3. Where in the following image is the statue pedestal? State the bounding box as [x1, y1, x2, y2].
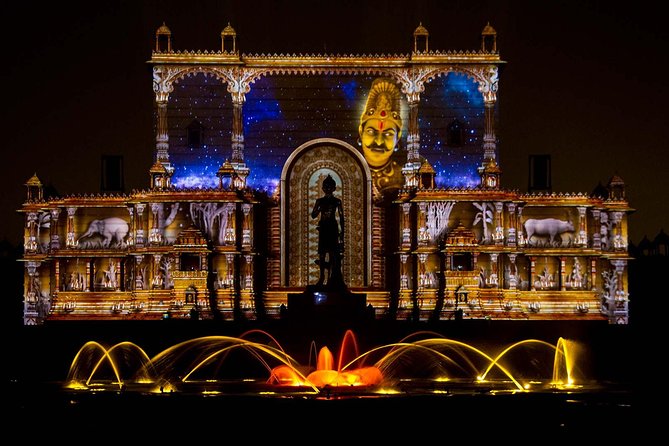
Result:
[287, 285, 368, 322]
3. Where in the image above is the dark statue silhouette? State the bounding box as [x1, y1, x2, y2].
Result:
[286, 173, 368, 320]
[311, 174, 345, 288]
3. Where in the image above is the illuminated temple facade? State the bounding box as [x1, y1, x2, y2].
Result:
[19, 23, 632, 325]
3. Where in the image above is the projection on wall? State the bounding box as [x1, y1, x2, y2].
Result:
[166, 73, 489, 191]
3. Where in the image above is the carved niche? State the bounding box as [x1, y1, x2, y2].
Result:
[285, 141, 368, 288]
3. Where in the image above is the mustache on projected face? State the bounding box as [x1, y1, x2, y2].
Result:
[366, 142, 391, 151]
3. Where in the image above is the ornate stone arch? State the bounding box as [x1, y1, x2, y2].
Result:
[280, 138, 372, 288]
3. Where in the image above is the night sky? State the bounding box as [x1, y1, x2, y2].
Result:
[167, 72, 484, 190]
[2, 0, 666, 245]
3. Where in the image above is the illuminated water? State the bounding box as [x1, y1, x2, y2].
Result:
[65, 330, 588, 395]
[7, 320, 635, 435]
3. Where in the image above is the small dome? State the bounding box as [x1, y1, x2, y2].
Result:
[419, 159, 435, 174]
[221, 22, 236, 36]
[149, 161, 167, 173]
[654, 229, 669, 245]
[217, 159, 235, 175]
[482, 22, 496, 36]
[25, 173, 42, 187]
[482, 158, 501, 173]
[414, 22, 429, 36]
[156, 22, 171, 35]
[608, 173, 625, 186]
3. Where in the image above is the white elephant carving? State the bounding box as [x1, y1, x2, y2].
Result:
[78, 217, 129, 248]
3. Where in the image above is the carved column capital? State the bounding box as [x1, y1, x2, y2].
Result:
[213, 67, 265, 104]
[392, 66, 440, 103]
[152, 66, 178, 103]
[472, 65, 499, 103]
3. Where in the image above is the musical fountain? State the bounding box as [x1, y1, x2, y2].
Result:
[64, 329, 584, 396]
[6, 323, 635, 436]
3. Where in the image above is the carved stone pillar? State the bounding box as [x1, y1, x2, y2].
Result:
[506, 203, 516, 247]
[25, 212, 38, 253]
[591, 209, 601, 249]
[152, 66, 174, 167]
[507, 253, 517, 290]
[85, 259, 91, 292]
[489, 253, 499, 288]
[55, 260, 61, 292]
[398, 72, 425, 189]
[268, 205, 281, 288]
[559, 256, 567, 291]
[231, 100, 244, 164]
[152, 254, 162, 289]
[493, 202, 504, 245]
[241, 203, 252, 249]
[575, 206, 588, 247]
[529, 256, 536, 291]
[244, 254, 254, 291]
[400, 253, 409, 291]
[371, 204, 385, 288]
[49, 208, 61, 251]
[135, 204, 146, 247]
[155, 100, 169, 164]
[126, 207, 135, 247]
[476, 66, 499, 162]
[482, 99, 497, 161]
[401, 203, 412, 248]
[135, 255, 144, 290]
[417, 202, 429, 246]
[222, 68, 263, 189]
[406, 99, 421, 165]
[224, 203, 236, 245]
[114, 259, 121, 291]
[516, 206, 526, 247]
[612, 260, 626, 295]
[590, 257, 598, 291]
[599, 212, 609, 251]
[226, 253, 236, 290]
[612, 211, 626, 250]
[418, 253, 428, 289]
[611, 259, 628, 321]
[149, 203, 163, 245]
[25, 261, 39, 303]
[66, 207, 77, 248]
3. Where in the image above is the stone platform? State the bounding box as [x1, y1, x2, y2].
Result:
[287, 285, 370, 322]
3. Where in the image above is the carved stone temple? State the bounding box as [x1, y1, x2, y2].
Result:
[19, 22, 632, 325]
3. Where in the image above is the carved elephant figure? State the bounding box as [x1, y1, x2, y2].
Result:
[78, 217, 129, 248]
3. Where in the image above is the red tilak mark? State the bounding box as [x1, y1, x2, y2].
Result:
[380, 110, 386, 117]
[379, 121, 383, 130]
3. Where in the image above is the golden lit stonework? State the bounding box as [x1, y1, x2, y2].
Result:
[18, 22, 632, 326]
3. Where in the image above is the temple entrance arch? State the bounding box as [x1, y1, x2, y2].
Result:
[280, 138, 372, 288]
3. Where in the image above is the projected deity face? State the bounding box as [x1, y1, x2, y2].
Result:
[360, 117, 399, 169]
[359, 78, 402, 171]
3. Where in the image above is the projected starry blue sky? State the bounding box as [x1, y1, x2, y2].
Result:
[167, 73, 486, 190]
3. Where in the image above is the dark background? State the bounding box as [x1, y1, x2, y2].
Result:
[1, 3, 650, 426]
[2, 0, 666, 245]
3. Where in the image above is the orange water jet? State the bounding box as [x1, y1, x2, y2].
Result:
[269, 331, 384, 388]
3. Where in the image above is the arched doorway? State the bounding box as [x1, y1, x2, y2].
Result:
[280, 138, 372, 288]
